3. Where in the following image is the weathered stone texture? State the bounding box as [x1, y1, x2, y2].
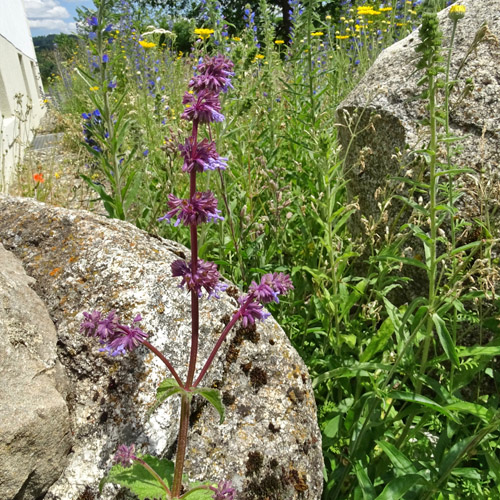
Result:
[0, 244, 71, 499]
[0, 195, 323, 500]
[337, 0, 500, 238]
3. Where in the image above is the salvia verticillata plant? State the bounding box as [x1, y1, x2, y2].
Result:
[81, 53, 293, 500]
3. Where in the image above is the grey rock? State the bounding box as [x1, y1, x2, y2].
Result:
[337, 0, 500, 241]
[0, 195, 323, 500]
[0, 243, 72, 499]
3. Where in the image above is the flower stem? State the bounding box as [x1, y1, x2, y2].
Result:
[141, 339, 184, 388]
[172, 119, 200, 499]
[193, 295, 254, 388]
[186, 120, 200, 389]
[135, 457, 172, 497]
[171, 394, 191, 498]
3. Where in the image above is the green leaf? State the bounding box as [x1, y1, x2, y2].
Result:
[80, 174, 116, 218]
[374, 474, 426, 500]
[157, 378, 185, 399]
[450, 468, 481, 480]
[376, 440, 417, 476]
[183, 484, 216, 499]
[432, 313, 459, 367]
[147, 378, 185, 417]
[354, 462, 376, 500]
[444, 401, 494, 424]
[360, 316, 394, 362]
[313, 363, 391, 388]
[388, 391, 457, 421]
[375, 255, 429, 271]
[99, 454, 174, 499]
[438, 436, 476, 477]
[193, 387, 225, 424]
[484, 451, 500, 485]
[323, 415, 341, 438]
[431, 344, 500, 364]
[436, 241, 481, 264]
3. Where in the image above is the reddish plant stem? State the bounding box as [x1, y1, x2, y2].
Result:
[171, 394, 191, 498]
[186, 119, 199, 389]
[193, 294, 254, 388]
[172, 119, 200, 498]
[135, 457, 171, 496]
[141, 339, 184, 388]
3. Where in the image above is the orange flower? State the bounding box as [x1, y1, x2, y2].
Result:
[33, 173, 44, 183]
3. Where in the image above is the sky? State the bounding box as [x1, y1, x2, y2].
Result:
[24, 0, 96, 37]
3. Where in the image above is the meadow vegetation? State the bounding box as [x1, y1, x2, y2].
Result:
[15, 0, 500, 497]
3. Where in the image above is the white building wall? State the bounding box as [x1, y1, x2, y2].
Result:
[0, 0, 46, 191]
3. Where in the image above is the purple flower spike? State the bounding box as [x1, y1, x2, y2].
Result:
[158, 191, 223, 226]
[113, 444, 137, 468]
[80, 310, 102, 336]
[96, 309, 119, 340]
[81, 310, 147, 356]
[249, 278, 279, 304]
[238, 296, 271, 327]
[181, 90, 224, 124]
[100, 315, 148, 357]
[190, 55, 235, 93]
[209, 480, 236, 500]
[248, 272, 293, 304]
[270, 272, 294, 295]
[179, 137, 228, 173]
[171, 258, 224, 298]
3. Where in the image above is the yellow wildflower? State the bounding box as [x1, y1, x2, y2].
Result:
[232, 36, 241, 41]
[311, 31, 324, 36]
[194, 28, 215, 39]
[139, 40, 156, 48]
[379, 7, 392, 11]
[448, 4, 466, 21]
[255, 54, 265, 59]
[326, 15, 331, 20]
[89, 86, 99, 91]
[275, 40, 285, 44]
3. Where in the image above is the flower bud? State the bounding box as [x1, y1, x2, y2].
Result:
[448, 4, 466, 22]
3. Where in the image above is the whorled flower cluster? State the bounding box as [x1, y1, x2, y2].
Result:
[189, 55, 235, 94]
[238, 273, 294, 327]
[113, 444, 138, 468]
[179, 137, 227, 173]
[158, 191, 223, 226]
[209, 480, 236, 500]
[171, 258, 228, 299]
[80, 310, 148, 356]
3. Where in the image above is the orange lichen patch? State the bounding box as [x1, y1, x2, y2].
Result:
[49, 267, 62, 276]
[68, 256, 77, 263]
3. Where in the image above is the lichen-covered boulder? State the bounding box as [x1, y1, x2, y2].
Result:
[0, 195, 323, 500]
[0, 243, 72, 499]
[337, 0, 500, 239]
